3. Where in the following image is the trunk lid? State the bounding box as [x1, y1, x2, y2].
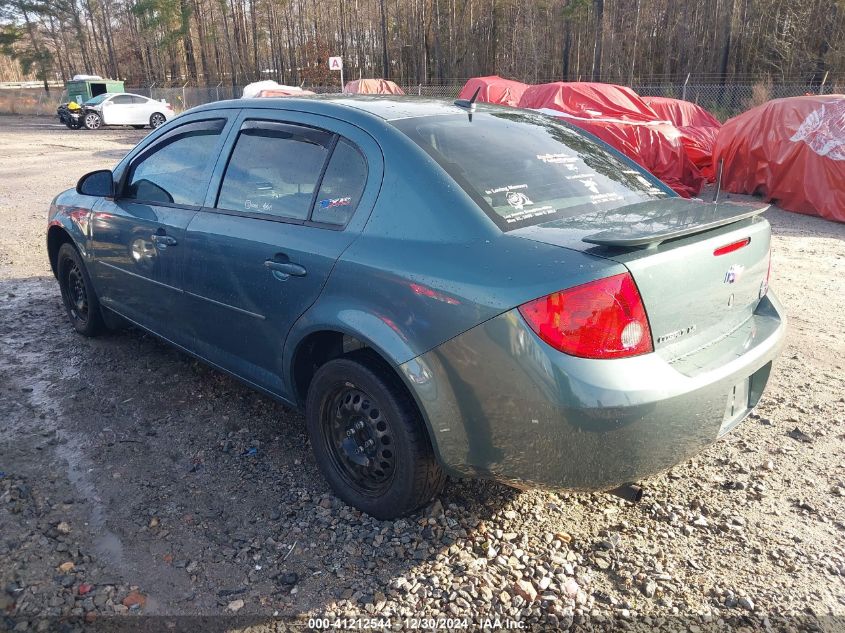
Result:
[510, 198, 772, 360]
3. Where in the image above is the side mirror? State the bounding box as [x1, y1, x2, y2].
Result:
[77, 169, 114, 198]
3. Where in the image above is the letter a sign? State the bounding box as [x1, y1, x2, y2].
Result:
[328, 56, 344, 90]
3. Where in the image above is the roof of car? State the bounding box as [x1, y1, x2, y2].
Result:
[191, 95, 510, 122]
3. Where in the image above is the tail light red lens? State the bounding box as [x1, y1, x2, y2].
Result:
[713, 237, 750, 256]
[518, 272, 653, 359]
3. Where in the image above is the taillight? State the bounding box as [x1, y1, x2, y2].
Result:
[518, 272, 653, 359]
[714, 237, 750, 256]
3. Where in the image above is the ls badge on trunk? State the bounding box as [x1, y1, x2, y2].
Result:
[724, 264, 744, 284]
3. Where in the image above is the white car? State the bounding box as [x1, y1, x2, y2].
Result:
[82, 93, 175, 130]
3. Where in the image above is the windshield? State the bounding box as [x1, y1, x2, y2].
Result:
[392, 111, 670, 231]
[84, 94, 112, 105]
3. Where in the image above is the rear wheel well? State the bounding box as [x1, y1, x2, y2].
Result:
[292, 331, 402, 407]
[47, 226, 74, 277]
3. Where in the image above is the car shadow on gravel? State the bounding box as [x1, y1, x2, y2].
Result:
[1, 275, 524, 622]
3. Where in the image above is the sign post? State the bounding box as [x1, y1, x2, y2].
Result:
[328, 56, 343, 92]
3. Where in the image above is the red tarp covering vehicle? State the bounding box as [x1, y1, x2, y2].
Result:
[643, 97, 722, 181]
[519, 82, 704, 197]
[713, 95, 845, 223]
[520, 81, 660, 122]
[344, 79, 406, 95]
[642, 96, 722, 128]
[457, 76, 529, 107]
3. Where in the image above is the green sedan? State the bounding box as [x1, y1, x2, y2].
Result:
[46, 96, 786, 519]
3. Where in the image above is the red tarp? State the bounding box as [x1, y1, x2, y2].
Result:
[344, 79, 406, 95]
[519, 81, 660, 122]
[713, 95, 845, 223]
[643, 97, 721, 181]
[457, 76, 529, 107]
[642, 96, 722, 128]
[519, 82, 704, 197]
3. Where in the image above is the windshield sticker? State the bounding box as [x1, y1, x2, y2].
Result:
[590, 192, 625, 204]
[319, 196, 352, 209]
[579, 179, 600, 194]
[245, 199, 273, 212]
[536, 152, 576, 165]
[506, 191, 533, 210]
[484, 183, 528, 196]
[504, 205, 556, 223]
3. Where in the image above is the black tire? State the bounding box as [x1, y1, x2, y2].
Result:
[149, 113, 166, 128]
[56, 243, 105, 337]
[306, 355, 445, 520]
[84, 111, 102, 130]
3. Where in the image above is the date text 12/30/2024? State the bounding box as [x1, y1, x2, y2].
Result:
[307, 617, 526, 629]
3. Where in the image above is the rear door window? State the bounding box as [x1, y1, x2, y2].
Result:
[122, 118, 226, 206]
[111, 95, 133, 105]
[311, 138, 368, 226]
[216, 121, 333, 221]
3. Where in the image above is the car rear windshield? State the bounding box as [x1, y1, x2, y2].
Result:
[392, 111, 670, 231]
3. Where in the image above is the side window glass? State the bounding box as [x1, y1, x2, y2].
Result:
[312, 138, 368, 226]
[112, 95, 132, 105]
[217, 121, 332, 220]
[123, 119, 225, 206]
[130, 96, 148, 105]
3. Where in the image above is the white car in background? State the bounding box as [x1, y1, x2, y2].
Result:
[82, 93, 175, 130]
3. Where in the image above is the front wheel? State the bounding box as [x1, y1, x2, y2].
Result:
[56, 243, 105, 337]
[84, 112, 102, 130]
[305, 355, 445, 520]
[149, 113, 166, 128]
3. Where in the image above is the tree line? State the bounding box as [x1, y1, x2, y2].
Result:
[1, 0, 844, 91]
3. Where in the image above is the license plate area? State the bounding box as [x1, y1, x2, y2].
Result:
[719, 378, 751, 437]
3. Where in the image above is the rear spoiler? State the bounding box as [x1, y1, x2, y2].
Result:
[582, 202, 769, 248]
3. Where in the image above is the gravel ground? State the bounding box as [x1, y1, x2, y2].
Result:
[0, 114, 844, 632]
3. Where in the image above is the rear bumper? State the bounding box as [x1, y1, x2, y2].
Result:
[401, 292, 786, 490]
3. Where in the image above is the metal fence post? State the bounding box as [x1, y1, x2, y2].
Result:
[681, 73, 690, 102]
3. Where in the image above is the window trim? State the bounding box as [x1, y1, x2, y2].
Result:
[117, 117, 227, 209]
[209, 118, 368, 230]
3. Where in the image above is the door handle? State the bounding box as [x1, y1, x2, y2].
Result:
[151, 234, 177, 247]
[264, 259, 307, 279]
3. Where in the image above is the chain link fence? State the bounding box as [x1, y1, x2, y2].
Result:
[2, 80, 840, 120]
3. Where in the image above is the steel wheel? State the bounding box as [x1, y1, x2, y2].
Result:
[56, 243, 105, 337]
[84, 112, 101, 129]
[64, 261, 89, 325]
[150, 113, 166, 128]
[321, 385, 396, 497]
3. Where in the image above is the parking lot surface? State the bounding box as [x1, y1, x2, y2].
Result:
[1, 115, 844, 631]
